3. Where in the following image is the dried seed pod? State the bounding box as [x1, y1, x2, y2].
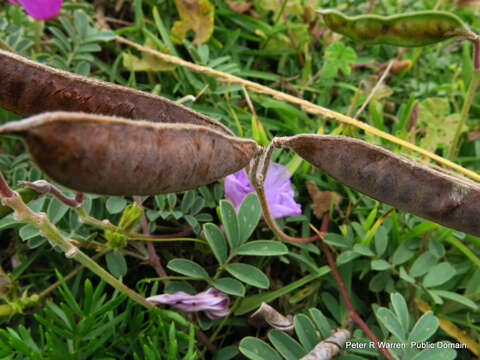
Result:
[318, 9, 476, 47]
[276, 135, 480, 237]
[0, 112, 260, 196]
[0, 49, 233, 135]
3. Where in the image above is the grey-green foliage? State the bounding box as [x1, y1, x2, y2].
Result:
[239, 294, 456, 360]
[238, 307, 333, 360]
[166, 194, 288, 296]
[45, 9, 114, 74]
[373, 293, 456, 360]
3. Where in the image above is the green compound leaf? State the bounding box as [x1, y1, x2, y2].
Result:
[308, 308, 332, 339]
[268, 330, 306, 360]
[237, 241, 288, 256]
[225, 263, 269, 289]
[293, 314, 319, 351]
[408, 311, 439, 343]
[429, 290, 478, 311]
[391, 293, 410, 334]
[423, 262, 456, 288]
[239, 337, 282, 360]
[106, 251, 127, 278]
[410, 347, 457, 360]
[167, 259, 209, 279]
[322, 42, 356, 78]
[213, 278, 245, 297]
[47, 198, 69, 224]
[105, 196, 127, 214]
[237, 193, 262, 245]
[220, 200, 240, 250]
[375, 307, 406, 342]
[203, 223, 227, 264]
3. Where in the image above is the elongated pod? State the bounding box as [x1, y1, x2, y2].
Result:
[318, 9, 476, 47]
[0, 49, 233, 135]
[276, 135, 480, 237]
[0, 112, 260, 195]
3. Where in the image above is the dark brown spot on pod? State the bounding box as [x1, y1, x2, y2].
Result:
[0, 49, 233, 136]
[0, 112, 260, 196]
[277, 134, 480, 237]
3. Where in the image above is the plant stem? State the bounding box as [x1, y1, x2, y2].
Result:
[134, 196, 168, 280]
[311, 216, 395, 360]
[1, 188, 153, 310]
[448, 37, 480, 160]
[250, 142, 320, 243]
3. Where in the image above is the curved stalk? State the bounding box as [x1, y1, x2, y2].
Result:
[250, 142, 321, 243]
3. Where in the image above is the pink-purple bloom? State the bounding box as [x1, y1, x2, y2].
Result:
[225, 163, 301, 218]
[7, 0, 62, 20]
[147, 288, 230, 319]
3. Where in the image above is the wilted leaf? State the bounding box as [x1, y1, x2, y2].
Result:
[227, 0, 253, 13]
[306, 181, 341, 218]
[123, 38, 175, 72]
[417, 98, 462, 152]
[377, 59, 412, 74]
[171, 0, 214, 45]
[360, 74, 394, 100]
[254, 0, 303, 17]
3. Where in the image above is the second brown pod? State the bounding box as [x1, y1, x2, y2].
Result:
[0, 112, 260, 196]
[276, 134, 480, 237]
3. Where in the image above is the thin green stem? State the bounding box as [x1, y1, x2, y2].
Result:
[140, 276, 207, 284]
[34, 20, 42, 52]
[0, 38, 15, 52]
[2, 191, 153, 309]
[127, 236, 207, 244]
[445, 236, 480, 268]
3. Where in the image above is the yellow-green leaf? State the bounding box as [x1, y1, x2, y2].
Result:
[171, 0, 214, 45]
[122, 38, 175, 72]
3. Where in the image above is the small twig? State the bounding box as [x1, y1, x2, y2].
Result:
[354, 60, 393, 120]
[242, 86, 260, 125]
[310, 217, 395, 360]
[19, 180, 82, 207]
[195, 84, 209, 101]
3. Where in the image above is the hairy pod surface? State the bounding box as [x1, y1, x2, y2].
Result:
[318, 9, 475, 47]
[0, 49, 233, 135]
[0, 112, 260, 196]
[277, 135, 480, 237]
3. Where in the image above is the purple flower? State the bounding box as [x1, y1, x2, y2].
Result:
[8, 0, 62, 20]
[225, 163, 301, 218]
[147, 288, 230, 319]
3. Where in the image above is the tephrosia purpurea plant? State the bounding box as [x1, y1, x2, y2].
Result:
[0, 1, 479, 359]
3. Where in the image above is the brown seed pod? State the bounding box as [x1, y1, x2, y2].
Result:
[0, 49, 233, 135]
[0, 112, 260, 196]
[276, 135, 480, 237]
